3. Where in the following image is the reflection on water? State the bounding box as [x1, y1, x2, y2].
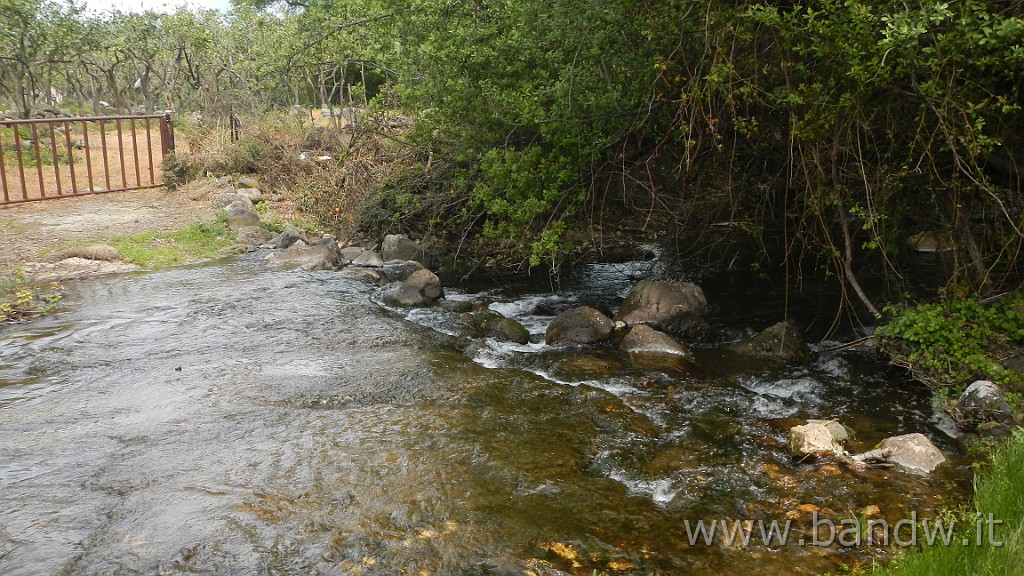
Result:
[0, 253, 969, 575]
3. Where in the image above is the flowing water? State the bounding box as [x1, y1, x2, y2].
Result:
[0, 253, 970, 575]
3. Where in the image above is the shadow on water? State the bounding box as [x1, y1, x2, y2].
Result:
[0, 251, 970, 575]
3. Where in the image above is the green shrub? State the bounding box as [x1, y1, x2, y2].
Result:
[877, 292, 1024, 392]
[161, 153, 202, 189]
[0, 269, 61, 322]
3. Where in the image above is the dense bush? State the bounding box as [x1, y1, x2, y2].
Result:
[877, 291, 1024, 392]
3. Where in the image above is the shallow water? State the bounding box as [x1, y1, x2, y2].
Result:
[0, 254, 969, 575]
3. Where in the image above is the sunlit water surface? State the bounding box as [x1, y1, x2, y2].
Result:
[0, 253, 969, 575]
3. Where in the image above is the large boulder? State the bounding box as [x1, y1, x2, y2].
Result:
[878, 433, 945, 475]
[339, 246, 365, 264]
[788, 422, 842, 457]
[955, 380, 1013, 428]
[462, 311, 530, 344]
[211, 191, 253, 210]
[236, 175, 260, 189]
[234, 187, 262, 203]
[614, 280, 710, 338]
[352, 249, 384, 268]
[619, 324, 696, 370]
[236, 225, 273, 246]
[225, 200, 261, 231]
[381, 234, 432, 265]
[380, 260, 425, 282]
[265, 240, 340, 271]
[276, 225, 310, 249]
[545, 306, 615, 346]
[806, 419, 849, 444]
[378, 268, 443, 307]
[725, 320, 809, 363]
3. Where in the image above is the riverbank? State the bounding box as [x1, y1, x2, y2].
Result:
[877, 429, 1023, 575]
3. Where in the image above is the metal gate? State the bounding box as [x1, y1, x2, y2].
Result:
[0, 113, 174, 205]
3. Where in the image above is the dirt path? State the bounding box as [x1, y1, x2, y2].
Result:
[0, 184, 231, 279]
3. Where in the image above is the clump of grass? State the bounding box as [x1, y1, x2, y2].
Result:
[109, 220, 235, 269]
[0, 268, 61, 321]
[875, 429, 1024, 576]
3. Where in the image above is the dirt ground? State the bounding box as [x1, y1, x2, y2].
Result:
[0, 184, 229, 279]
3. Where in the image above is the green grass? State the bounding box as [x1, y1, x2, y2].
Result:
[874, 428, 1024, 576]
[108, 220, 235, 268]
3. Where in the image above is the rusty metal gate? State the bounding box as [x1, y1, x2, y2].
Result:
[0, 113, 174, 205]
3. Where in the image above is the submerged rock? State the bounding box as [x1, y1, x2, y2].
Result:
[908, 231, 952, 252]
[550, 354, 626, 379]
[464, 311, 530, 344]
[614, 280, 710, 338]
[545, 306, 615, 346]
[725, 320, 809, 363]
[619, 324, 696, 370]
[878, 433, 945, 475]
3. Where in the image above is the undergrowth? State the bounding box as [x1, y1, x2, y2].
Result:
[0, 268, 61, 322]
[877, 291, 1024, 393]
[164, 111, 402, 238]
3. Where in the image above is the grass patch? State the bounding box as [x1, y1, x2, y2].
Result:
[109, 220, 235, 269]
[0, 268, 61, 321]
[874, 429, 1024, 576]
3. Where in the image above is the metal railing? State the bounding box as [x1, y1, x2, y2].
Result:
[0, 113, 174, 205]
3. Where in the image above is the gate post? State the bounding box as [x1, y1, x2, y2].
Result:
[160, 113, 175, 155]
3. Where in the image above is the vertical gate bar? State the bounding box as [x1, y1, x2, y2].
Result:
[82, 120, 95, 192]
[48, 123, 63, 197]
[100, 119, 111, 191]
[13, 123, 28, 200]
[31, 124, 45, 198]
[145, 117, 155, 183]
[0, 126, 9, 203]
[115, 118, 127, 190]
[130, 118, 141, 187]
[64, 120, 79, 194]
[160, 113, 174, 155]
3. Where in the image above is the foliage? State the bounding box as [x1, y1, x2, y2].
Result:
[161, 153, 202, 189]
[875, 428, 1024, 576]
[877, 291, 1024, 391]
[4, 0, 1022, 305]
[0, 268, 61, 321]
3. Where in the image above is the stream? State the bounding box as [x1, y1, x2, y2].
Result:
[0, 252, 970, 575]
